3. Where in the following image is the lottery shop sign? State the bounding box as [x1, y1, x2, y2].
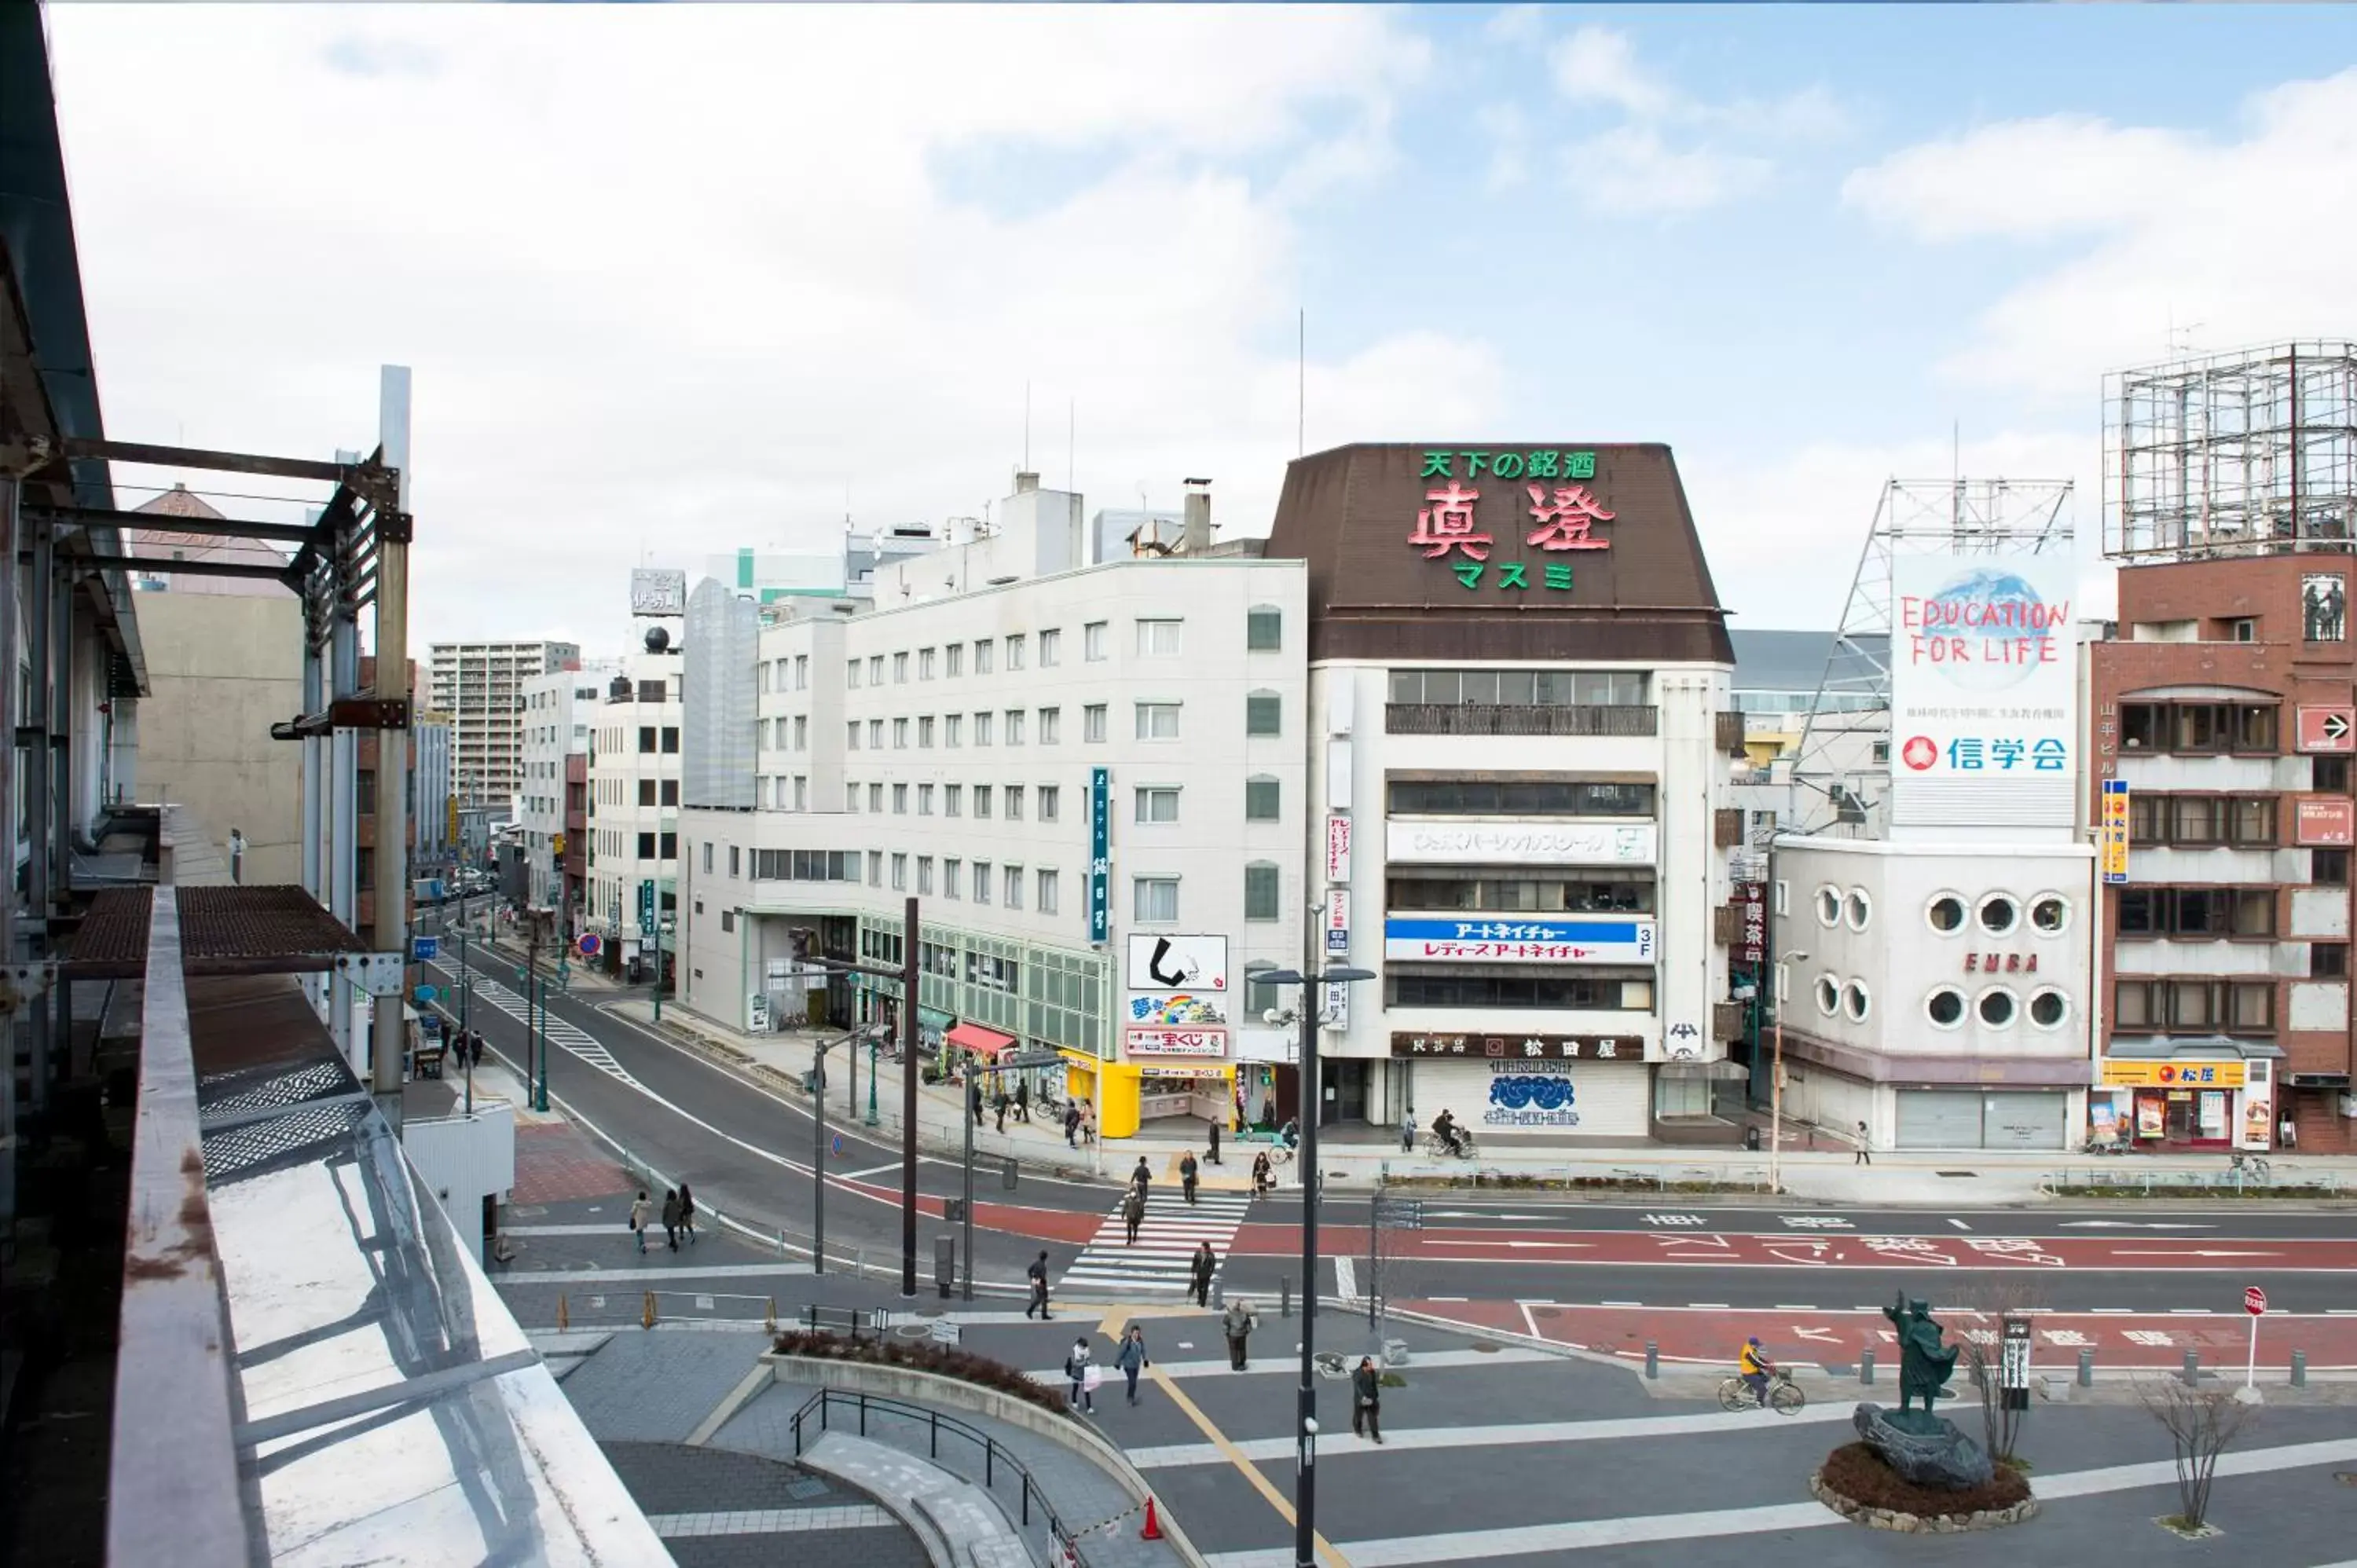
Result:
[1409, 448, 1611, 595]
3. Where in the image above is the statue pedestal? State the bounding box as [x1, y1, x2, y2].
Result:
[1853, 1402, 1994, 1490]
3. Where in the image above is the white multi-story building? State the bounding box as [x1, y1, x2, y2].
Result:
[520, 660, 611, 915]
[1269, 443, 1748, 1145]
[676, 474, 1309, 1137]
[428, 639, 581, 810]
[585, 652, 684, 974]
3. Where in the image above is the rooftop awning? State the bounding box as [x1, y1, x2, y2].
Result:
[946, 1022, 1016, 1057]
[2107, 1036, 2287, 1061]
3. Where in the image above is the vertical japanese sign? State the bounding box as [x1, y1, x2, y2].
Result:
[2100, 779, 2130, 885]
[1736, 881, 1766, 964]
[2000, 1317, 2031, 1412]
[1088, 766, 1110, 946]
[1325, 888, 1350, 957]
[1325, 815, 1352, 883]
[638, 878, 655, 936]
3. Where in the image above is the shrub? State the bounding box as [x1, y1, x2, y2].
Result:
[771, 1329, 1073, 1420]
[1820, 1442, 2031, 1519]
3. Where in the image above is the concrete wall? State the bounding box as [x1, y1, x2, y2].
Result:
[134, 591, 302, 882]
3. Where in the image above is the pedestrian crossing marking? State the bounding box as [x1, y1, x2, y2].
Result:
[435, 960, 640, 1088]
[1060, 1189, 1252, 1297]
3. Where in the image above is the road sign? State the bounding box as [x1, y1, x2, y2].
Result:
[2245, 1284, 2267, 1315]
[412, 936, 440, 962]
[579, 932, 602, 958]
[2000, 1317, 2032, 1412]
[2298, 706, 2355, 753]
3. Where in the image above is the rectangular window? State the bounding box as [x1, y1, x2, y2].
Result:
[919, 647, 937, 680]
[2231, 980, 2275, 1031]
[869, 655, 884, 684]
[2229, 796, 2277, 846]
[720, 909, 735, 933]
[867, 850, 882, 887]
[1037, 869, 1059, 915]
[1244, 863, 1280, 921]
[1039, 707, 1061, 745]
[848, 721, 861, 751]
[918, 783, 935, 815]
[2119, 889, 2160, 936]
[848, 660, 862, 689]
[795, 654, 808, 690]
[1136, 618, 1182, 657]
[945, 784, 962, 817]
[2317, 848, 2350, 885]
[661, 779, 680, 806]
[918, 856, 934, 896]
[637, 832, 656, 859]
[702, 841, 714, 874]
[1084, 704, 1108, 742]
[640, 779, 657, 807]
[1005, 709, 1025, 746]
[893, 783, 908, 815]
[1006, 634, 1026, 670]
[1135, 786, 1180, 824]
[847, 782, 860, 812]
[869, 719, 884, 749]
[1004, 864, 1024, 910]
[944, 858, 962, 899]
[1039, 628, 1061, 666]
[974, 639, 995, 675]
[1039, 786, 1060, 822]
[974, 785, 992, 819]
[2318, 757, 2352, 792]
[1245, 777, 1280, 821]
[661, 727, 680, 753]
[2312, 942, 2349, 978]
[974, 863, 992, 905]
[945, 713, 962, 748]
[975, 711, 993, 746]
[1134, 877, 1179, 922]
[893, 718, 909, 749]
[639, 727, 658, 753]
[1247, 606, 1282, 651]
[891, 852, 907, 891]
[1005, 785, 1025, 821]
[945, 643, 963, 677]
[728, 844, 742, 877]
[1246, 694, 1281, 736]
[639, 680, 667, 705]
[893, 652, 909, 683]
[1136, 702, 1179, 740]
[1084, 621, 1108, 661]
[659, 830, 676, 858]
[792, 778, 806, 811]
[794, 716, 807, 750]
[918, 716, 935, 749]
[869, 782, 883, 812]
[2171, 796, 2221, 844]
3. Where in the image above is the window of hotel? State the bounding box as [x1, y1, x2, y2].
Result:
[1246, 693, 1282, 737]
[918, 716, 936, 749]
[794, 716, 807, 750]
[1083, 622, 1108, 661]
[944, 859, 962, 899]
[944, 784, 962, 817]
[637, 833, 656, 859]
[728, 844, 741, 877]
[893, 783, 908, 814]
[791, 779, 805, 811]
[640, 779, 657, 807]
[973, 863, 992, 905]
[1006, 709, 1025, 746]
[1925, 987, 1965, 1028]
[795, 654, 808, 690]
[974, 639, 995, 675]
[2119, 887, 2275, 938]
[918, 784, 935, 815]
[702, 841, 714, 874]
[1244, 962, 1281, 1015]
[945, 714, 962, 748]
[893, 652, 909, 683]
[1136, 703, 1180, 740]
[847, 782, 859, 811]
[975, 785, 992, 819]
[919, 647, 936, 679]
[1084, 705, 1108, 742]
[1039, 786, 1060, 821]
[1137, 619, 1183, 658]
[1247, 606, 1282, 651]
[1135, 787, 1179, 824]
[1244, 863, 1281, 921]
[869, 783, 883, 812]
[1037, 869, 1059, 915]
[1004, 865, 1024, 910]
[975, 711, 992, 746]
[1005, 785, 1025, 821]
[660, 831, 676, 858]
[638, 727, 657, 753]
[1977, 988, 2015, 1028]
[1039, 628, 1061, 666]
[847, 721, 861, 751]
[2317, 757, 2352, 792]
[2311, 943, 2349, 978]
[891, 853, 907, 890]
[893, 718, 909, 749]
[918, 856, 934, 895]
[2028, 989, 2069, 1028]
[869, 719, 884, 749]
[1926, 894, 1966, 932]
[1134, 877, 1179, 923]
[1979, 895, 2017, 934]
[1006, 634, 1026, 670]
[1245, 777, 1280, 821]
[2112, 977, 2275, 1033]
[944, 643, 963, 677]
[868, 655, 884, 683]
[1039, 707, 1060, 745]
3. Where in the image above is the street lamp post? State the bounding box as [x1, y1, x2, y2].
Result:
[1769, 949, 1806, 1196]
[801, 896, 926, 1295]
[810, 1029, 861, 1273]
[1261, 960, 1375, 1568]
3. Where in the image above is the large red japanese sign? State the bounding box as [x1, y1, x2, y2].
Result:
[1408, 449, 1612, 594]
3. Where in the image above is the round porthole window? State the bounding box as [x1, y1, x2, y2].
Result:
[2029, 989, 2069, 1029]
[1815, 886, 1842, 928]
[1815, 975, 1841, 1016]
[2030, 894, 2069, 935]
[1978, 987, 2018, 1028]
[1980, 896, 2018, 936]
[1926, 987, 1966, 1028]
[1843, 981, 1871, 1023]
[1927, 894, 1967, 933]
[1845, 890, 1873, 932]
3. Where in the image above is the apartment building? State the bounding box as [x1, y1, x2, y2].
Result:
[427, 639, 581, 810]
[585, 651, 684, 976]
[520, 660, 611, 921]
[677, 474, 1309, 1137]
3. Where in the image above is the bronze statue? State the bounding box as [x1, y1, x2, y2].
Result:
[1883, 1292, 1959, 1416]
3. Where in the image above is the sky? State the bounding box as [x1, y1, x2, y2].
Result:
[43, 4, 2357, 653]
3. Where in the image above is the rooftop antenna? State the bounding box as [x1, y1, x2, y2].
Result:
[1297, 307, 1306, 457]
[1068, 397, 1076, 493]
[1024, 379, 1032, 471]
[2165, 306, 2203, 357]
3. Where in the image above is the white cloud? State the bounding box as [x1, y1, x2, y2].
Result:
[1842, 70, 2357, 400]
[45, 4, 1470, 647]
[1561, 127, 1767, 215]
[1550, 27, 1678, 121]
[1681, 428, 2108, 630]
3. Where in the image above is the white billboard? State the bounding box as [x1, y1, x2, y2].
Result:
[630, 567, 689, 616]
[1385, 822, 1657, 866]
[1891, 558, 2079, 826]
[1126, 932, 1228, 992]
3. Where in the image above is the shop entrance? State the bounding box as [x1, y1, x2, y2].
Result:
[1327, 1059, 1369, 1125]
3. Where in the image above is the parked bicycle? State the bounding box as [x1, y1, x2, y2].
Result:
[2229, 1150, 2272, 1182]
[1717, 1365, 1806, 1416]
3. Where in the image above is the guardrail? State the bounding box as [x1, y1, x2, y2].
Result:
[2037, 1164, 2348, 1197]
[789, 1387, 1082, 1565]
[1377, 1159, 1774, 1192]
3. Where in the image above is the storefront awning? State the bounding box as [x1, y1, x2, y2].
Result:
[946, 1022, 1015, 1057]
[2106, 1037, 2286, 1061]
[1657, 1060, 1750, 1080]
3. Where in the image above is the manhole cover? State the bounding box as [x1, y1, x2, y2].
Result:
[786, 1478, 832, 1501]
[1532, 1308, 1563, 1321]
[1936, 1171, 1978, 1178]
[1472, 1340, 1501, 1353]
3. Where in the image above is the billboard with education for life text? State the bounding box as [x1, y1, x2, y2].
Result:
[1890, 558, 2079, 789]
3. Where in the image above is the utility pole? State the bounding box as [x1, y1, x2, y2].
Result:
[901, 896, 919, 1297]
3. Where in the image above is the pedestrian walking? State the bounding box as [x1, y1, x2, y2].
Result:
[1081, 1105, 1097, 1145]
[1116, 1325, 1150, 1406]
[1065, 1336, 1097, 1414]
[1179, 1151, 1200, 1205]
[1189, 1240, 1215, 1308]
[2281, 1113, 2298, 1150]
[995, 1090, 1010, 1134]
[1351, 1355, 1384, 1442]
[1250, 1150, 1274, 1200]
[1854, 1120, 1872, 1167]
[1131, 1156, 1153, 1197]
[1064, 1104, 1082, 1148]
[1015, 1079, 1031, 1123]
[228, 826, 246, 885]
[1026, 1250, 1053, 1320]
[1401, 1105, 1417, 1152]
[1123, 1186, 1146, 1245]
[677, 1181, 698, 1244]
[1222, 1299, 1257, 1370]
[1206, 1115, 1222, 1166]
[970, 1079, 984, 1127]
[660, 1189, 681, 1251]
[628, 1189, 653, 1255]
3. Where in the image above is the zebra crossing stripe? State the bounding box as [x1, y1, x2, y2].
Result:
[437, 962, 640, 1087]
[1060, 1192, 1253, 1296]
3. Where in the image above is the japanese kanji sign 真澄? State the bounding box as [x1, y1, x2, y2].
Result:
[1408, 449, 1611, 595]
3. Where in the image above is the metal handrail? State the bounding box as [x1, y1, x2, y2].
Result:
[788, 1387, 1083, 1563]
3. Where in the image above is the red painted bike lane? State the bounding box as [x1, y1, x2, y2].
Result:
[1402, 1298, 2357, 1371]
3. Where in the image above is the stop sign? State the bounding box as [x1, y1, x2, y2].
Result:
[2245, 1285, 2268, 1315]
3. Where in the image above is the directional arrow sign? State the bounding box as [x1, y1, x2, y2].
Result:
[1446, 1240, 1593, 1250]
[2113, 1249, 2282, 1258]
[1424, 1211, 1556, 1222]
[2058, 1222, 2213, 1231]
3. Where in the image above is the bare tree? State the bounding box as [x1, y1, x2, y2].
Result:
[2137, 1376, 2256, 1532]
[1952, 1280, 2040, 1465]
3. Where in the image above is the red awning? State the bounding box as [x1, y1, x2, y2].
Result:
[946, 1022, 1017, 1057]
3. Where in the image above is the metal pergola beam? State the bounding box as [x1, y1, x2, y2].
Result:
[29, 505, 319, 544]
[60, 436, 352, 486]
[78, 555, 293, 584]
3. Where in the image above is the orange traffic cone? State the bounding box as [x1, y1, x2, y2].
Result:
[1141, 1497, 1164, 1541]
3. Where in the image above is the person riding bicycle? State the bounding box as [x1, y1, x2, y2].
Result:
[1277, 1118, 1300, 1152]
[1739, 1336, 1775, 1405]
[1432, 1108, 1465, 1158]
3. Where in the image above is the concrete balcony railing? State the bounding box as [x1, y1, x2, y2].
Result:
[1384, 703, 1659, 738]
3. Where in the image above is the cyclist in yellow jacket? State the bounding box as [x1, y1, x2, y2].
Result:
[1739, 1336, 1775, 1406]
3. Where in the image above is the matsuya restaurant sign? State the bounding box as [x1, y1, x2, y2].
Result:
[1409, 449, 1611, 595]
[1384, 916, 1655, 965]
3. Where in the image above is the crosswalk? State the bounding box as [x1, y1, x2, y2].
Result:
[1058, 1189, 1252, 1299]
[430, 958, 640, 1087]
